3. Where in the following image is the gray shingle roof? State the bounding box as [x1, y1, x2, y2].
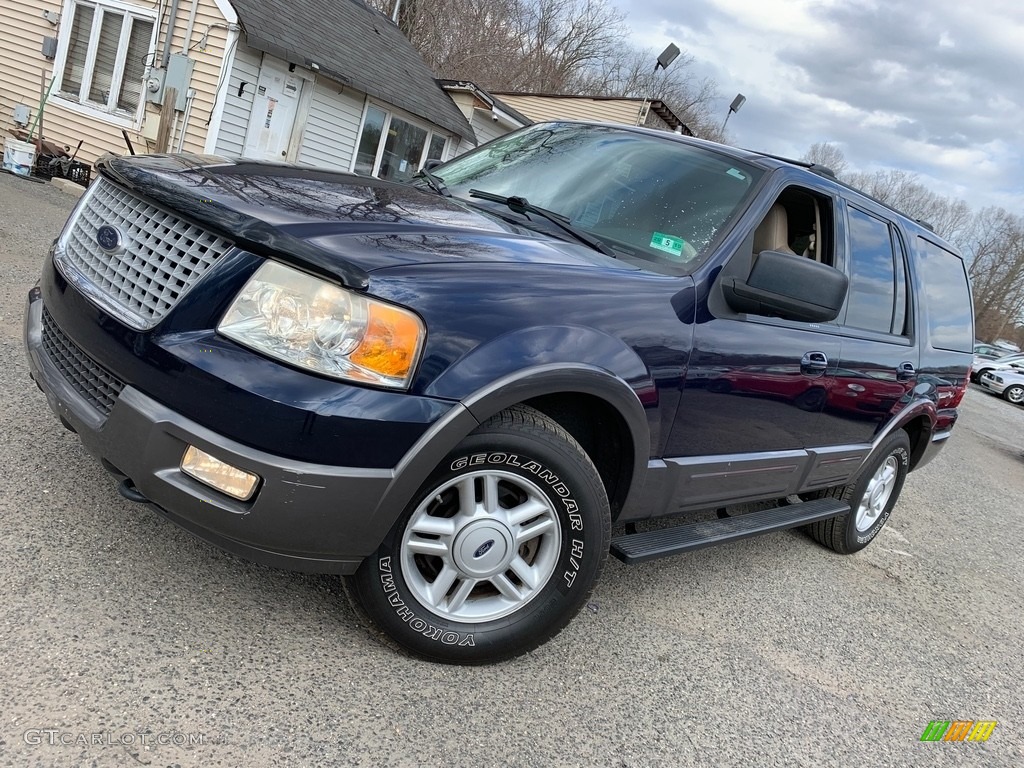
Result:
[228, 0, 475, 142]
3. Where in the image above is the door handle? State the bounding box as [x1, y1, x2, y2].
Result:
[897, 361, 916, 381]
[801, 351, 828, 374]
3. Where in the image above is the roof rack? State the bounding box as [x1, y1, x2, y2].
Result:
[746, 149, 941, 235]
[741, 149, 838, 179]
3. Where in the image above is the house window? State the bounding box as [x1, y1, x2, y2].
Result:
[353, 104, 449, 181]
[56, 0, 156, 117]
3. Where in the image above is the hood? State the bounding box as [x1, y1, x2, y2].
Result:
[98, 154, 631, 288]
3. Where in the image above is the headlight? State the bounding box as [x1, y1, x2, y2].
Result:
[218, 261, 424, 389]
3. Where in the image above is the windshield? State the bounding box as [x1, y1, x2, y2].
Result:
[435, 123, 763, 273]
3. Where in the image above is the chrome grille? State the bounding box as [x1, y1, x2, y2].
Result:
[56, 177, 233, 329]
[40, 308, 125, 416]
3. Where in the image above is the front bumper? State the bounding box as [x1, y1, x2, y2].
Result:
[25, 289, 457, 574]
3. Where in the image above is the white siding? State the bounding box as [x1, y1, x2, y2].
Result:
[296, 80, 365, 171]
[213, 43, 261, 157]
[470, 109, 508, 146]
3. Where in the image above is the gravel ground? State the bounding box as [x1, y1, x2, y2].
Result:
[0, 171, 1021, 767]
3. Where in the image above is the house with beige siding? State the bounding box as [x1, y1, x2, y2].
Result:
[492, 92, 692, 136]
[439, 80, 532, 156]
[434, 85, 693, 158]
[0, 0, 475, 180]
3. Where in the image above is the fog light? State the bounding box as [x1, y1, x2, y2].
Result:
[180, 445, 259, 501]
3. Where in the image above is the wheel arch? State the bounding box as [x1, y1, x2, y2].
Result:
[365, 364, 651, 556]
[879, 399, 937, 471]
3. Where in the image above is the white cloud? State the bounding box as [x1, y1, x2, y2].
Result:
[610, 0, 1024, 214]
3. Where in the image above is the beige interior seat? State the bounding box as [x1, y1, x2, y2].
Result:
[753, 203, 797, 256]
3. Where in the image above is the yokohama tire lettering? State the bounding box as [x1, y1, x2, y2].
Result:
[379, 557, 475, 647]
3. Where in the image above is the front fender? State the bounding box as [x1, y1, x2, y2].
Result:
[423, 324, 652, 402]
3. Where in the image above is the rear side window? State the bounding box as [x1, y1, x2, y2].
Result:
[846, 207, 908, 335]
[917, 238, 973, 352]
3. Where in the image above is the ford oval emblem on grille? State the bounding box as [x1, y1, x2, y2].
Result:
[96, 224, 124, 253]
[473, 540, 495, 559]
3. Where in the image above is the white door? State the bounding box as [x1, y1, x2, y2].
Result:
[243, 58, 303, 161]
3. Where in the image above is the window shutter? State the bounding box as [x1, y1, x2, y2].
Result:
[118, 19, 154, 112]
[61, 3, 95, 96]
[88, 11, 124, 105]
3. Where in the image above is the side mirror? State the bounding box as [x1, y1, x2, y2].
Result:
[722, 250, 848, 322]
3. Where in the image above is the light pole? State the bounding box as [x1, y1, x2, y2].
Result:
[637, 43, 680, 127]
[655, 43, 680, 73]
[720, 93, 746, 133]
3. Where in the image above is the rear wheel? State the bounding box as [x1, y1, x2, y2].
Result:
[806, 430, 910, 554]
[346, 405, 611, 664]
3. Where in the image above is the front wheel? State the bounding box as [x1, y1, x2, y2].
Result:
[346, 405, 611, 664]
[806, 430, 910, 554]
[1003, 385, 1024, 404]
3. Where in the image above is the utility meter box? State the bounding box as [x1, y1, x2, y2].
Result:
[12, 104, 31, 126]
[145, 53, 194, 111]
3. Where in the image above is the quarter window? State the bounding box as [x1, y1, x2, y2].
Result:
[846, 207, 908, 335]
[917, 238, 973, 352]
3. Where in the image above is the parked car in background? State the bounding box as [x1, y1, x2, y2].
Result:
[971, 352, 1024, 382]
[979, 369, 1024, 404]
[974, 342, 1013, 360]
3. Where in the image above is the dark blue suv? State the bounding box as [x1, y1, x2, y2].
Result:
[24, 122, 973, 663]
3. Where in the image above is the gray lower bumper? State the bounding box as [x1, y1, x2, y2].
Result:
[25, 295, 400, 574]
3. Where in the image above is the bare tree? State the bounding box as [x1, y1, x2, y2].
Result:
[801, 142, 848, 176]
[843, 168, 972, 243]
[368, 0, 721, 137]
[962, 207, 1024, 341]
[577, 45, 722, 139]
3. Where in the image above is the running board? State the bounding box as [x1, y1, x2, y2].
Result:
[610, 498, 850, 564]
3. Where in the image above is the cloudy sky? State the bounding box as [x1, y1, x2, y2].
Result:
[612, 0, 1024, 214]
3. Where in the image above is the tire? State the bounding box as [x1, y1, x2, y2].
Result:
[806, 430, 910, 554]
[1003, 385, 1024, 404]
[345, 405, 611, 664]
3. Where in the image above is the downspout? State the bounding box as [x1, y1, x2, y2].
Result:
[161, 0, 182, 68]
[176, 88, 197, 152]
[182, 0, 200, 52]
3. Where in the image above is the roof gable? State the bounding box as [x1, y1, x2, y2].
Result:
[228, 0, 475, 142]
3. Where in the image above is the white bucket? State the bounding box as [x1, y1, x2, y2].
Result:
[2, 138, 36, 177]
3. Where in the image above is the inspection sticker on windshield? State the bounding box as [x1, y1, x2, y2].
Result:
[650, 232, 686, 257]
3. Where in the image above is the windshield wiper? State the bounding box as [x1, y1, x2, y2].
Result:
[467, 189, 614, 256]
[413, 167, 450, 197]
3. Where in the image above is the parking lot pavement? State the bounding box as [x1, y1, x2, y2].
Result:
[1, 171, 1022, 767]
